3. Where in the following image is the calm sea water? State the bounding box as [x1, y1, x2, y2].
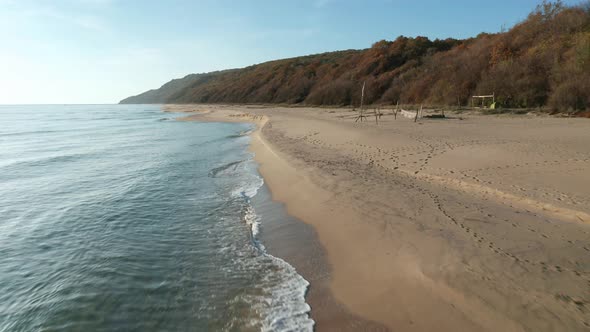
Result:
[0, 105, 313, 331]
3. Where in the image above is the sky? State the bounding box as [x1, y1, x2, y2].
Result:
[0, 0, 582, 104]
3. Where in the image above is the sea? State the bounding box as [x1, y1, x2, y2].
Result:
[0, 105, 314, 332]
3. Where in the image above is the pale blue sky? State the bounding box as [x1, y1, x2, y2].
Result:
[0, 0, 580, 104]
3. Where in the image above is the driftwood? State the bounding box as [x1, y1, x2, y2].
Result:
[354, 82, 368, 123]
[414, 105, 422, 122]
[352, 83, 383, 125]
[355, 111, 369, 122]
[374, 108, 383, 125]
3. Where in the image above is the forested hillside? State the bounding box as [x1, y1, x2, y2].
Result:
[121, 1, 590, 111]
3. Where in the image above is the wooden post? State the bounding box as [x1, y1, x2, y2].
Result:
[414, 105, 422, 123]
[355, 82, 367, 123]
[374, 108, 378, 125]
[360, 81, 365, 111]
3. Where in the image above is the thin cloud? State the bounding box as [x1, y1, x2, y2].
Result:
[71, 15, 109, 32]
[0, 1, 111, 33]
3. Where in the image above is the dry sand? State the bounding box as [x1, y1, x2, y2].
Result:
[168, 104, 590, 331]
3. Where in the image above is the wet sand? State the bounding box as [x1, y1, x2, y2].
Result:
[253, 185, 388, 331]
[171, 104, 590, 331]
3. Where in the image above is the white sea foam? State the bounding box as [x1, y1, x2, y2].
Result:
[237, 158, 314, 331]
[244, 205, 262, 239]
[217, 144, 315, 331]
[236, 175, 265, 199]
[230, 157, 265, 199]
[243, 204, 314, 332]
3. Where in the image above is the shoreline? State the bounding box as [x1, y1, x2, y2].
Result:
[169, 104, 590, 331]
[169, 105, 381, 329]
[248, 115, 390, 331]
[252, 184, 387, 331]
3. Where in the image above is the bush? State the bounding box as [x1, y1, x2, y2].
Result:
[549, 77, 590, 111]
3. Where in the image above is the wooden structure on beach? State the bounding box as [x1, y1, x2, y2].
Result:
[472, 93, 496, 108]
[398, 105, 424, 122]
[355, 82, 369, 123]
[354, 82, 383, 125]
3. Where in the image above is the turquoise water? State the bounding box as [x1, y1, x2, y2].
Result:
[0, 105, 313, 331]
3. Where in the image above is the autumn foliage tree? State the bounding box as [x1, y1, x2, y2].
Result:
[122, 1, 590, 112]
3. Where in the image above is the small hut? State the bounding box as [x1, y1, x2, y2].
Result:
[471, 93, 496, 108]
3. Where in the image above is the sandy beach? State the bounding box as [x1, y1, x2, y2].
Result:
[169, 104, 590, 331]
